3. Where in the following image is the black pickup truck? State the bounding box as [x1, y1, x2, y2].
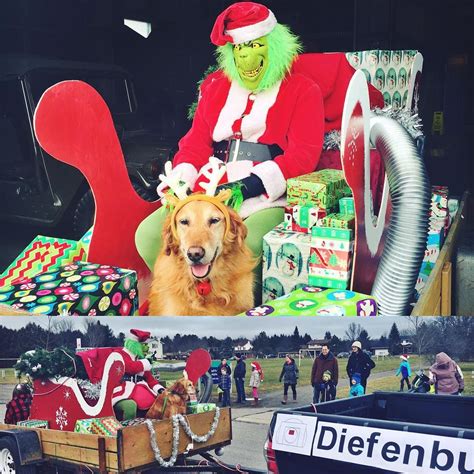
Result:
[265, 392, 474, 474]
[0, 54, 174, 238]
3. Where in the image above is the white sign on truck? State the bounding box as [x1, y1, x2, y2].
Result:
[272, 413, 318, 456]
[312, 421, 473, 474]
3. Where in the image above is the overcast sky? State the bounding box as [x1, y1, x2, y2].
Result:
[0, 316, 434, 340]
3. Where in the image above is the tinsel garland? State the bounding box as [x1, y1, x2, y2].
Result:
[145, 407, 221, 467]
[77, 379, 102, 400]
[322, 107, 423, 151]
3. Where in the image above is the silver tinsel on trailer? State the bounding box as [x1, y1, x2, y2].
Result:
[145, 407, 221, 467]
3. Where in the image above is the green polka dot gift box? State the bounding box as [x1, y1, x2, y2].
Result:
[242, 286, 378, 317]
[0, 261, 138, 315]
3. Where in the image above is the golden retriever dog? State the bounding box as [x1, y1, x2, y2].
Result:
[146, 377, 195, 420]
[148, 193, 255, 315]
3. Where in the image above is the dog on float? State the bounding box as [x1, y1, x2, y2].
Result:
[146, 376, 196, 420]
[148, 159, 256, 316]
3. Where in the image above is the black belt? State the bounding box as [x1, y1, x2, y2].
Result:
[213, 140, 282, 163]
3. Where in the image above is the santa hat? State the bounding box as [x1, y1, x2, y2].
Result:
[129, 329, 151, 343]
[210, 2, 277, 46]
[400, 354, 409, 361]
[251, 361, 264, 379]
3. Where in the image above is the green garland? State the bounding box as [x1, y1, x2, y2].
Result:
[14, 347, 88, 381]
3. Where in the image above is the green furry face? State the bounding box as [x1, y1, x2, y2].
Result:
[124, 338, 149, 358]
[233, 37, 268, 91]
[216, 24, 302, 92]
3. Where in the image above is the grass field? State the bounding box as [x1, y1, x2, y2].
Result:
[2, 358, 472, 397]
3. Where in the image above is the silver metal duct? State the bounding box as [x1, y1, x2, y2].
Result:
[370, 113, 431, 315]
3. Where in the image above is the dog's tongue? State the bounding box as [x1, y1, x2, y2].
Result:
[191, 264, 210, 278]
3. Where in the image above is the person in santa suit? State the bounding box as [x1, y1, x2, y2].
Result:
[135, 2, 383, 306]
[136, 2, 323, 293]
[112, 329, 165, 420]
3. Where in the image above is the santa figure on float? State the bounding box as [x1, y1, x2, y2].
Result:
[111, 329, 165, 420]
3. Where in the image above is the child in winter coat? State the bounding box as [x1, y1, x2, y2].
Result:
[349, 373, 365, 397]
[249, 362, 263, 406]
[320, 370, 337, 402]
[218, 359, 232, 407]
[396, 355, 412, 391]
[4, 383, 32, 424]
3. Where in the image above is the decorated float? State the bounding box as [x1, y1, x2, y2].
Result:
[0, 47, 466, 317]
[0, 344, 237, 473]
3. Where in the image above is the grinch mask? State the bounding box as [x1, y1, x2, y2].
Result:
[233, 36, 268, 91]
[124, 338, 149, 358]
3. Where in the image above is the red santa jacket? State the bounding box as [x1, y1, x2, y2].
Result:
[170, 53, 383, 218]
[111, 347, 163, 410]
[172, 70, 325, 217]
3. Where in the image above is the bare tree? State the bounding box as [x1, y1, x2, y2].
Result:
[405, 316, 436, 369]
[344, 322, 362, 343]
[51, 318, 75, 334]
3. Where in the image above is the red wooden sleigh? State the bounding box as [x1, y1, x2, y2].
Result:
[29, 351, 125, 432]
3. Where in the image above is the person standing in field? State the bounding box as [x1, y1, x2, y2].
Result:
[396, 354, 412, 391]
[279, 355, 299, 404]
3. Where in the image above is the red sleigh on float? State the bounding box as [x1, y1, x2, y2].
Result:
[32, 49, 427, 316]
[30, 350, 125, 432]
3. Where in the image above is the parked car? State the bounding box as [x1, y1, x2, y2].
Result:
[0, 54, 176, 238]
[337, 351, 350, 358]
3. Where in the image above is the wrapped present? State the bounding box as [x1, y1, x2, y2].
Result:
[308, 276, 349, 290]
[262, 225, 312, 302]
[243, 286, 377, 316]
[79, 227, 93, 257]
[283, 205, 326, 233]
[309, 227, 354, 289]
[76, 417, 121, 436]
[429, 186, 449, 219]
[287, 169, 349, 210]
[90, 417, 122, 436]
[319, 213, 355, 229]
[309, 246, 353, 272]
[0, 262, 139, 315]
[312, 227, 353, 241]
[0, 235, 87, 288]
[17, 419, 49, 429]
[74, 418, 94, 434]
[426, 222, 445, 248]
[423, 246, 440, 264]
[187, 403, 217, 414]
[339, 197, 355, 215]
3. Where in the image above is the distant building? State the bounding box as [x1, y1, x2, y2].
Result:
[149, 338, 163, 359]
[299, 339, 331, 359]
[234, 341, 254, 358]
[400, 340, 414, 354]
[372, 347, 390, 358]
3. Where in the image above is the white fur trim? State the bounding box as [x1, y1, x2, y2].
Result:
[152, 383, 165, 394]
[157, 162, 198, 197]
[213, 81, 281, 143]
[140, 358, 151, 372]
[112, 381, 135, 405]
[227, 11, 277, 44]
[241, 81, 281, 142]
[226, 160, 255, 182]
[251, 160, 287, 201]
[213, 82, 248, 142]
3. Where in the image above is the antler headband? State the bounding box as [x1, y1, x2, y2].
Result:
[160, 157, 232, 239]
